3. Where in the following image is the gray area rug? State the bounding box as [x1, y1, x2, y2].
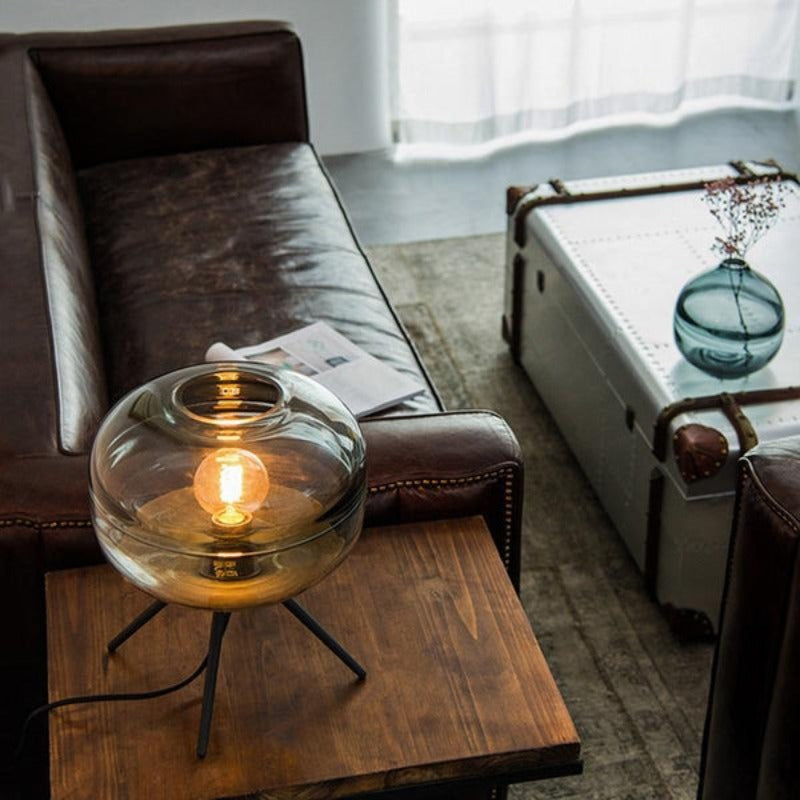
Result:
[365, 234, 714, 800]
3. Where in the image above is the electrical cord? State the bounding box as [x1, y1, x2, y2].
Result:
[10, 650, 210, 766]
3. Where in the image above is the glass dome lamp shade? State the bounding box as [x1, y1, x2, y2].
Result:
[89, 362, 367, 611]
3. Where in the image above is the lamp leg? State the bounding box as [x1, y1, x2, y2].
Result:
[107, 599, 168, 653]
[196, 611, 231, 759]
[282, 599, 366, 680]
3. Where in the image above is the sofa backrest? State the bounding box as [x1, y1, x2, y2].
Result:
[0, 44, 107, 457]
[29, 23, 309, 169]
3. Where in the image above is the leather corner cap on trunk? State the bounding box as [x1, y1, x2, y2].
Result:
[77, 141, 440, 415]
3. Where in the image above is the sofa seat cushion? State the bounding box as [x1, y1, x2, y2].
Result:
[77, 142, 440, 415]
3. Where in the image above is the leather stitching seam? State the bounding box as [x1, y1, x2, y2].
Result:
[0, 518, 92, 529]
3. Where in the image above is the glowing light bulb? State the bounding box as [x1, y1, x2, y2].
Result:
[193, 448, 269, 531]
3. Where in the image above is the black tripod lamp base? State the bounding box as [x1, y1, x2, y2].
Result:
[106, 598, 367, 758]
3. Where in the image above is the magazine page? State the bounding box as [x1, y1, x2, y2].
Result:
[205, 322, 426, 418]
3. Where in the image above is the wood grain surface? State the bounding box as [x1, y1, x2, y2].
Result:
[47, 516, 580, 800]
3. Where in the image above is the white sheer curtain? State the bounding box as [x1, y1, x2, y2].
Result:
[390, 0, 800, 149]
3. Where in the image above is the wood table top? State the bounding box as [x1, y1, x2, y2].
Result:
[47, 516, 580, 800]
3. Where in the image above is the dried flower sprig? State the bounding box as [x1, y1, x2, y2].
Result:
[703, 175, 790, 259]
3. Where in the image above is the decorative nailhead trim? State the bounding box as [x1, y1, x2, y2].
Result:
[0, 518, 92, 529]
[368, 468, 516, 571]
[672, 429, 729, 482]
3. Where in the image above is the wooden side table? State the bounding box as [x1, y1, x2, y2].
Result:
[47, 516, 581, 799]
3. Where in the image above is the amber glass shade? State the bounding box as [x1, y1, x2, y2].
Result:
[90, 363, 366, 611]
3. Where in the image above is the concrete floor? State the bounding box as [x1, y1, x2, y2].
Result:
[324, 108, 800, 246]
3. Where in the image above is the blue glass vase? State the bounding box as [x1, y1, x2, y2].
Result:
[673, 258, 784, 378]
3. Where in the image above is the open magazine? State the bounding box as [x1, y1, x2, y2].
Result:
[205, 322, 426, 419]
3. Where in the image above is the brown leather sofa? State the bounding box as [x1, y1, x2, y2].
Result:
[0, 22, 523, 798]
[699, 437, 800, 800]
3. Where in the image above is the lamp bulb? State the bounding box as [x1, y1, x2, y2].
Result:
[193, 448, 269, 530]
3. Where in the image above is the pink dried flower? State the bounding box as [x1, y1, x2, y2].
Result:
[703, 175, 791, 259]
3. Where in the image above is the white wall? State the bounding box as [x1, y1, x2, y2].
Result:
[0, 0, 391, 155]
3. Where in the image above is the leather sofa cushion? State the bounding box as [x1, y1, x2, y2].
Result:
[77, 142, 440, 415]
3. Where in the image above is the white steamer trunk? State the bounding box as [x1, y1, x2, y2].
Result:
[505, 163, 800, 635]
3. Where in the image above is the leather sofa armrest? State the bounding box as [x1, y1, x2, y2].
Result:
[0, 408, 526, 588]
[362, 411, 524, 590]
[699, 436, 800, 800]
[22, 21, 309, 169]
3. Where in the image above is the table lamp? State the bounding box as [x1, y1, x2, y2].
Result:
[89, 362, 367, 757]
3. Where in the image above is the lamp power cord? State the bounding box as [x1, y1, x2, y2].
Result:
[4, 649, 210, 775]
